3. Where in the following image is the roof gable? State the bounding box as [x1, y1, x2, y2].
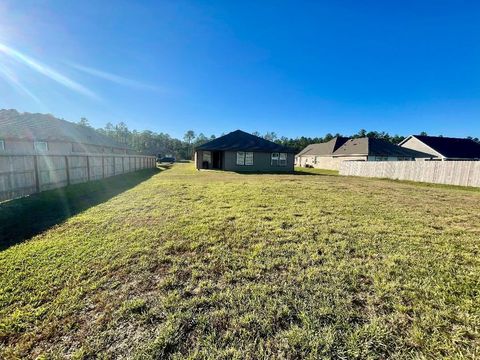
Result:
[332, 137, 369, 156]
[195, 130, 295, 153]
[0, 109, 129, 149]
[405, 135, 480, 159]
[296, 137, 350, 156]
[333, 137, 432, 158]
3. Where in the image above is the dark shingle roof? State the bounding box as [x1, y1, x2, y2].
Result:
[332, 137, 432, 158]
[296, 137, 349, 156]
[404, 135, 480, 159]
[0, 109, 128, 149]
[195, 130, 295, 153]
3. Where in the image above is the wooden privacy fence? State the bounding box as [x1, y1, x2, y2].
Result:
[339, 161, 480, 188]
[0, 153, 157, 202]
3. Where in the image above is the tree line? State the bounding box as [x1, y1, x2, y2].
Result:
[78, 117, 215, 159]
[77, 117, 480, 159]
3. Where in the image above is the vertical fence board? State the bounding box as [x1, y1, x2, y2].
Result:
[339, 161, 480, 188]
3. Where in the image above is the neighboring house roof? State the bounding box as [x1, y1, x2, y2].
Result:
[0, 109, 129, 149]
[195, 130, 295, 153]
[296, 137, 349, 156]
[332, 137, 433, 158]
[399, 135, 480, 159]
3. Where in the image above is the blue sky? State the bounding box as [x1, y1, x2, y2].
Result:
[0, 0, 479, 139]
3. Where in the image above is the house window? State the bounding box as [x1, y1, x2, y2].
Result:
[236, 151, 254, 166]
[0, 139, 4, 151]
[271, 152, 287, 166]
[236, 151, 245, 165]
[271, 152, 279, 165]
[245, 152, 254, 165]
[374, 156, 388, 161]
[34, 141, 48, 152]
[203, 151, 212, 163]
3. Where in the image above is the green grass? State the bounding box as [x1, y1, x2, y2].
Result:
[1, 163, 479, 359]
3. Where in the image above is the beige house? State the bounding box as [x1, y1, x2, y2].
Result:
[296, 137, 432, 170]
[399, 135, 480, 161]
[0, 109, 135, 155]
[295, 137, 349, 169]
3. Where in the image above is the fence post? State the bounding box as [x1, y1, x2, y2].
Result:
[8, 156, 14, 197]
[33, 155, 40, 193]
[122, 156, 125, 174]
[86, 155, 91, 181]
[102, 155, 105, 178]
[65, 156, 71, 185]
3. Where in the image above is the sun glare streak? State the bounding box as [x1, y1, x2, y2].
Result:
[68, 63, 161, 92]
[0, 43, 99, 100]
[0, 63, 44, 106]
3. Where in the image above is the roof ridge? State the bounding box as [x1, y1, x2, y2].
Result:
[0, 110, 130, 150]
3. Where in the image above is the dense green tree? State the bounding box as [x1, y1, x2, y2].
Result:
[264, 131, 277, 141]
[183, 130, 196, 160]
[194, 133, 209, 147]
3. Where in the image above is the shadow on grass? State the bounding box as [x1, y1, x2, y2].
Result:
[220, 168, 339, 176]
[294, 168, 339, 176]
[0, 168, 160, 251]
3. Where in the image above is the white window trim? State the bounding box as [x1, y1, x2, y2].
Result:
[271, 152, 287, 166]
[245, 152, 254, 165]
[34, 141, 48, 152]
[236, 151, 245, 165]
[271, 152, 279, 166]
[236, 151, 254, 166]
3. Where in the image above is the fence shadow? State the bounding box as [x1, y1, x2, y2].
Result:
[294, 168, 339, 176]
[0, 168, 159, 251]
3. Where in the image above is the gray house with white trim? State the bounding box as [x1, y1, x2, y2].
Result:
[195, 130, 295, 172]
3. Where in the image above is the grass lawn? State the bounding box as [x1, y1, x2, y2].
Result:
[0, 163, 479, 359]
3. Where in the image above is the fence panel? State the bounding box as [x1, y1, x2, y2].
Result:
[339, 161, 480, 188]
[68, 156, 89, 184]
[0, 155, 37, 201]
[37, 155, 68, 191]
[0, 153, 156, 202]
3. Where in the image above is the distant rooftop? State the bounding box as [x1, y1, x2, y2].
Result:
[400, 135, 480, 159]
[0, 109, 129, 149]
[332, 137, 432, 158]
[296, 137, 349, 156]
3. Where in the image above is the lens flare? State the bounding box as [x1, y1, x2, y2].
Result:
[0, 42, 99, 99]
[0, 62, 43, 106]
[68, 62, 160, 92]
